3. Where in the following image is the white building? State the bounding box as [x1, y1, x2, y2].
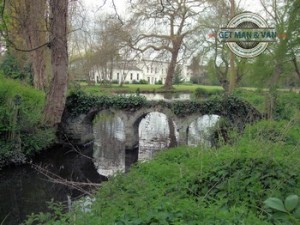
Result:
[91, 59, 191, 84]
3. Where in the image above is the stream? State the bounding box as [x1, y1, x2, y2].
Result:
[0, 144, 106, 225]
[0, 97, 221, 224]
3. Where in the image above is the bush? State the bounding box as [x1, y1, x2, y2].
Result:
[188, 157, 298, 213]
[0, 52, 32, 83]
[274, 92, 300, 120]
[155, 80, 162, 85]
[194, 87, 223, 98]
[240, 119, 300, 146]
[111, 79, 119, 84]
[139, 79, 148, 84]
[0, 75, 55, 168]
[131, 80, 139, 84]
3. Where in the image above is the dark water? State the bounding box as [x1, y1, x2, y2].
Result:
[0, 144, 106, 225]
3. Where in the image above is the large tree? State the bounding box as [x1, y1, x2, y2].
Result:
[128, 0, 208, 89]
[1, 0, 69, 126]
[92, 15, 130, 83]
[3, 0, 49, 90]
[259, 0, 300, 86]
[202, 0, 250, 93]
[43, 0, 68, 126]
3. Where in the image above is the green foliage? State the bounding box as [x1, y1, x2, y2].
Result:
[66, 90, 148, 116]
[22, 201, 69, 225]
[188, 157, 298, 212]
[0, 52, 32, 83]
[66, 91, 261, 131]
[131, 79, 139, 84]
[171, 95, 261, 126]
[23, 113, 300, 224]
[0, 75, 55, 168]
[155, 79, 162, 85]
[172, 65, 184, 85]
[240, 119, 300, 146]
[233, 89, 265, 112]
[273, 92, 300, 120]
[248, 54, 273, 88]
[264, 194, 300, 224]
[194, 87, 224, 98]
[139, 79, 148, 84]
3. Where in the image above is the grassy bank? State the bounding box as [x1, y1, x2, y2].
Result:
[0, 75, 55, 169]
[24, 116, 300, 224]
[23, 86, 300, 224]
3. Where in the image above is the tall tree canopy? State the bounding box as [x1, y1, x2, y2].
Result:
[128, 0, 208, 89]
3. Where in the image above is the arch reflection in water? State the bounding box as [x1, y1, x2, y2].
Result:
[138, 112, 178, 161]
[187, 114, 220, 147]
[93, 112, 125, 176]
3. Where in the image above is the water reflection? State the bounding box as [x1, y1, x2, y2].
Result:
[188, 115, 220, 147]
[0, 166, 67, 225]
[138, 112, 178, 161]
[0, 145, 103, 225]
[93, 112, 126, 176]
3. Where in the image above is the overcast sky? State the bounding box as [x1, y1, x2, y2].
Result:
[81, 0, 264, 16]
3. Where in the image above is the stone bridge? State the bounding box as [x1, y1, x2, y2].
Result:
[61, 93, 262, 149]
[60, 93, 262, 176]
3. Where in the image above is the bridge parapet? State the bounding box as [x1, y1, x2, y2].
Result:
[60, 92, 262, 146]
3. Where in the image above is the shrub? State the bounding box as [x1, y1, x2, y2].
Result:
[131, 80, 139, 84]
[155, 80, 162, 85]
[188, 157, 298, 214]
[240, 119, 300, 146]
[0, 75, 55, 168]
[139, 79, 148, 84]
[274, 92, 300, 120]
[111, 79, 119, 84]
[194, 87, 223, 98]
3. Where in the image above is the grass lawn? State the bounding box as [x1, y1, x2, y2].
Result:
[79, 82, 223, 95]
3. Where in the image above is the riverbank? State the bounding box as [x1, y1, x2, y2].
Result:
[24, 117, 300, 224]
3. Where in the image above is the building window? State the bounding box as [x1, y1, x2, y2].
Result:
[155, 67, 157, 74]
[150, 67, 153, 73]
[130, 73, 133, 80]
[147, 67, 149, 73]
[147, 77, 150, 83]
[117, 73, 119, 80]
[137, 73, 139, 80]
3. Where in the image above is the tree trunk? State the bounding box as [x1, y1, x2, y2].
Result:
[24, 0, 47, 90]
[228, 0, 236, 94]
[164, 38, 182, 89]
[270, 63, 282, 86]
[43, 0, 68, 126]
[292, 56, 300, 80]
[30, 49, 47, 90]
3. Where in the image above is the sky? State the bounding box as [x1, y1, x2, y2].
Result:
[81, 0, 265, 15]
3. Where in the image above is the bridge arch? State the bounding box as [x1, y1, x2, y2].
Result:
[137, 111, 179, 161]
[93, 110, 126, 176]
[187, 114, 221, 147]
